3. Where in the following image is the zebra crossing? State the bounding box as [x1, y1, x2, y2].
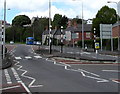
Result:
[15, 55, 42, 60]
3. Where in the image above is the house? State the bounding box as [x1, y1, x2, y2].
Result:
[64, 23, 92, 45]
[42, 28, 62, 45]
[112, 22, 120, 38]
[42, 21, 93, 46]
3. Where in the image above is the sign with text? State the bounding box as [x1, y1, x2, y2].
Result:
[100, 24, 112, 39]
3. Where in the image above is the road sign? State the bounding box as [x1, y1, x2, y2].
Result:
[118, 1, 120, 17]
[100, 24, 112, 39]
[95, 42, 100, 49]
[100, 24, 113, 51]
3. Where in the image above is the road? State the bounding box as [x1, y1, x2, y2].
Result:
[1, 44, 120, 93]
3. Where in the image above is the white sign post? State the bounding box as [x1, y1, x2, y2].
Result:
[100, 24, 113, 51]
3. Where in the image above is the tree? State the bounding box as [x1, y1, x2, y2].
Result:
[31, 17, 49, 41]
[12, 15, 31, 26]
[52, 14, 62, 29]
[92, 6, 117, 37]
[60, 15, 68, 28]
[72, 18, 82, 25]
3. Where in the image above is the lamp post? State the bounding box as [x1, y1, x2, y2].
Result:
[73, 0, 84, 49]
[2, 0, 6, 59]
[107, 1, 120, 51]
[49, 0, 52, 54]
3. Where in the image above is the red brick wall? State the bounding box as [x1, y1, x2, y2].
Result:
[112, 26, 120, 38]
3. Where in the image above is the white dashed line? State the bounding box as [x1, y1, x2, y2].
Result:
[25, 56, 32, 59]
[15, 57, 22, 60]
[4, 69, 12, 84]
[34, 56, 42, 59]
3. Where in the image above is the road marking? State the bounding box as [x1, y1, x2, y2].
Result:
[0, 85, 21, 91]
[112, 80, 120, 84]
[82, 52, 91, 54]
[78, 69, 100, 77]
[34, 56, 42, 59]
[65, 67, 109, 83]
[15, 57, 22, 60]
[67, 52, 73, 54]
[15, 61, 43, 88]
[102, 70, 120, 72]
[25, 56, 32, 59]
[11, 68, 21, 82]
[20, 82, 32, 93]
[4, 69, 12, 84]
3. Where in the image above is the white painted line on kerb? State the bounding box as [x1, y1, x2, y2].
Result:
[0, 85, 21, 91]
[4, 69, 12, 84]
[15, 57, 22, 60]
[112, 80, 120, 84]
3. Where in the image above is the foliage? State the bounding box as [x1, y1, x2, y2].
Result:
[52, 14, 62, 28]
[92, 6, 117, 37]
[12, 15, 31, 26]
[52, 14, 68, 29]
[60, 15, 68, 29]
[72, 18, 82, 24]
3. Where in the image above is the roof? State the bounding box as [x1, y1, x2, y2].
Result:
[112, 21, 120, 27]
[42, 29, 61, 35]
[64, 24, 92, 32]
[42, 24, 92, 35]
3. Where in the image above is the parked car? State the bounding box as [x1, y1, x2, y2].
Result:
[36, 41, 41, 45]
[10, 41, 14, 44]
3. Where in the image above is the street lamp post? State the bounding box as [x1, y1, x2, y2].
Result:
[2, 0, 6, 59]
[73, 0, 84, 49]
[49, 0, 52, 54]
[107, 1, 120, 51]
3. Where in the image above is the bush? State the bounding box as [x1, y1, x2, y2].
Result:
[77, 38, 118, 51]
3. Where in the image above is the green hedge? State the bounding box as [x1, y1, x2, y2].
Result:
[77, 38, 118, 51]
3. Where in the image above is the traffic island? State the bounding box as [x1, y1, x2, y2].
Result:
[35, 48, 117, 63]
[1, 53, 13, 69]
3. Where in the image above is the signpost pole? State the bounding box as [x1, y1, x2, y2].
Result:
[111, 24, 113, 51]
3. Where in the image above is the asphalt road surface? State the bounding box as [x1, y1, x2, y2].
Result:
[1, 44, 120, 93]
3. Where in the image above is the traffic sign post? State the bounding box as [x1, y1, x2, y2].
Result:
[100, 24, 113, 51]
[95, 42, 100, 54]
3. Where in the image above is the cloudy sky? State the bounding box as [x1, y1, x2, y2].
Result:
[0, 0, 120, 24]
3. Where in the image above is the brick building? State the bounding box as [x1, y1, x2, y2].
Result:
[112, 22, 120, 38]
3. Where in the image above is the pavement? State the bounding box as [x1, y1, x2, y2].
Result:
[34, 45, 120, 62]
[1, 44, 120, 70]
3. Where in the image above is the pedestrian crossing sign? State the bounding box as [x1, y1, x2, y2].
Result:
[95, 42, 100, 49]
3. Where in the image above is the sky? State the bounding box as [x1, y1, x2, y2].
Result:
[0, 0, 120, 24]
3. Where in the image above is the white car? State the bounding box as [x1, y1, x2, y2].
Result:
[36, 41, 41, 45]
[10, 41, 14, 44]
